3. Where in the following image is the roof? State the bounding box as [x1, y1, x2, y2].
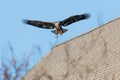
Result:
[22, 17, 120, 80]
[52, 17, 120, 48]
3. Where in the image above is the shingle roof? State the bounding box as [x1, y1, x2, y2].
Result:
[22, 17, 120, 80]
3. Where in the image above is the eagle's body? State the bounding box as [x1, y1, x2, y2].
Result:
[53, 22, 62, 35]
[23, 13, 90, 35]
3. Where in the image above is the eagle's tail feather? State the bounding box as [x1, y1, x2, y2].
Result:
[62, 28, 68, 33]
[51, 28, 68, 35]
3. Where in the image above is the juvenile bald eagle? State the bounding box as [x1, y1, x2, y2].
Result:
[23, 13, 90, 35]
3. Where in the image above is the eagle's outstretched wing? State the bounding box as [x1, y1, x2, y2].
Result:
[23, 20, 55, 29]
[60, 13, 90, 26]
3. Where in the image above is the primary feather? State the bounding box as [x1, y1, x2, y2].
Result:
[60, 13, 90, 26]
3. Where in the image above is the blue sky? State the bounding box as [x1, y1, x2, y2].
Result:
[0, 0, 120, 68]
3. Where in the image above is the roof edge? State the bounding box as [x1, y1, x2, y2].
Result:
[51, 17, 120, 49]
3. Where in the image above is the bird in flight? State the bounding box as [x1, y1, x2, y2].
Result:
[23, 13, 90, 36]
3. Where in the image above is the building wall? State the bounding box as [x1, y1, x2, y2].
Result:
[22, 18, 120, 80]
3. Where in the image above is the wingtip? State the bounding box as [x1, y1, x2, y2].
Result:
[22, 19, 29, 24]
[83, 13, 91, 19]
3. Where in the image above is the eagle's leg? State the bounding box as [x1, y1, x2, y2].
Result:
[59, 30, 63, 35]
[54, 30, 59, 38]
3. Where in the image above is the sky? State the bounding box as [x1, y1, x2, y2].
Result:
[0, 0, 120, 68]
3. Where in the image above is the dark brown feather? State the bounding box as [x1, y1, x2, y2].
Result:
[60, 13, 90, 26]
[23, 20, 55, 29]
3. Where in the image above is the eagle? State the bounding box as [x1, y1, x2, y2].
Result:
[23, 13, 90, 36]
